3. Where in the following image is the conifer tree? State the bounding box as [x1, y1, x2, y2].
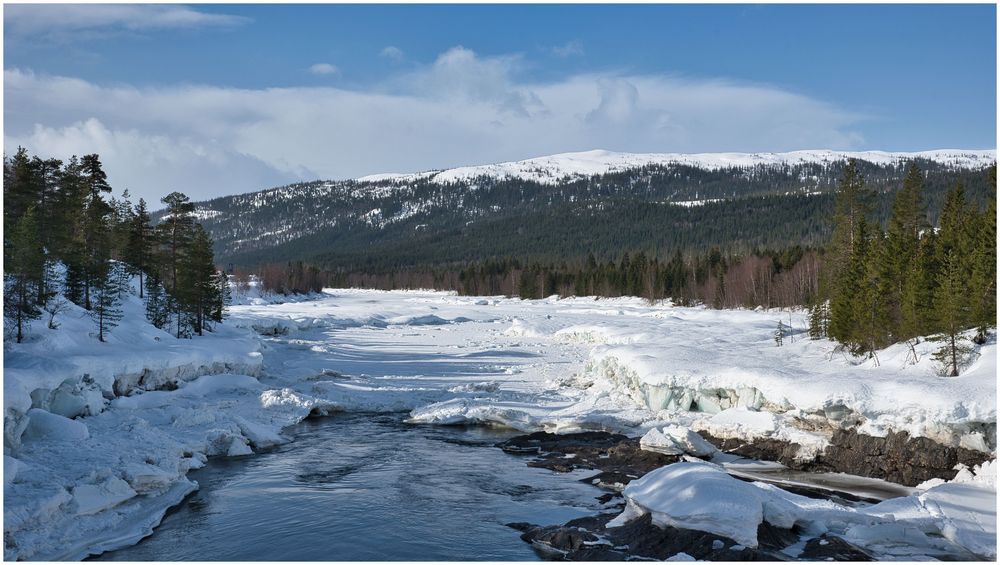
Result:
[4, 208, 45, 342]
[883, 164, 928, 337]
[157, 192, 195, 293]
[3, 147, 37, 237]
[855, 228, 889, 359]
[211, 270, 231, 324]
[91, 262, 127, 342]
[968, 164, 997, 343]
[179, 225, 218, 336]
[144, 273, 171, 330]
[825, 160, 873, 346]
[124, 198, 154, 298]
[932, 249, 973, 376]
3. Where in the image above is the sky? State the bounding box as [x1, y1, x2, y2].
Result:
[4, 3, 997, 203]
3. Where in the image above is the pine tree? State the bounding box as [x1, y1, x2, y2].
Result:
[4, 208, 45, 342]
[91, 262, 126, 342]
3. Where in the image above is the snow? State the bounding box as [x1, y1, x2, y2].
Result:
[611, 459, 997, 559]
[4, 288, 995, 560]
[640, 425, 718, 457]
[358, 148, 997, 185]
[22, 409, 90, 442]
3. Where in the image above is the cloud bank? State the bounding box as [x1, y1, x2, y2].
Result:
[4, 47, 865, 203]
[4, 4, 248, 41]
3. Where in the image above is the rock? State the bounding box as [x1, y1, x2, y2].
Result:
[700, 428, 994, 487]
[519, 512, 792, 561]
[799, 535, 874, 561]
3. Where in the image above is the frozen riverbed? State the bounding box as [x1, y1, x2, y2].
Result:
[4, 288, 996, 560]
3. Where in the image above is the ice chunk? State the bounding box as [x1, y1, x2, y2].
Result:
[123, 463, 178, 494]
[72, 476, 137, 515]
[22, 409, 90, 442]
[4, 455, 24, 485]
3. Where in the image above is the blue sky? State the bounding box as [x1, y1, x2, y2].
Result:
[4, 3, 996, 202]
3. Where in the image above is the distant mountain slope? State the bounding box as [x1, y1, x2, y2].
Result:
[358, 149, 996, 185]
[180, 149, 996, 269]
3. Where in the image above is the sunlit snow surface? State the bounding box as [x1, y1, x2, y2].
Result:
[358, 148, 997, 185]
[4, 288, 996, 560]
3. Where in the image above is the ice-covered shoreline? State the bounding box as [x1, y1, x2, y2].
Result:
[4, 288, 996, 560]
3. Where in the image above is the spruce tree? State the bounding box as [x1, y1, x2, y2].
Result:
[179, 225, 218, 336]
[932, 249, 973, 376]
[968, 164, 997, 343]
[144, 273, 170, 330]
[825, 160, 873, 345]
[124, 198, 154, 298]
[211, 270, 231, 324]
[156, 192, 196, 337]
[91, 262, 126, 342]
[883, 164, 928, 337]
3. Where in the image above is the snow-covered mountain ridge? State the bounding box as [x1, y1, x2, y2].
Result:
[358, 148, 997, 185]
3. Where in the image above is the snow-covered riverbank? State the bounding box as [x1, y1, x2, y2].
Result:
[4, 289, 996, 560]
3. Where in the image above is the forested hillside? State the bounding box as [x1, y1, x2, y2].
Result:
[185, 154, 994, 273]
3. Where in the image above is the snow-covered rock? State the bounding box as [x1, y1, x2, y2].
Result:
[640, 426, 718, 457]
[610, 459, 997, 560]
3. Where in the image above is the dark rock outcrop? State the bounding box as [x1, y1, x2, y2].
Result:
[701, 429, 993, 487]
[497, 431, 680, 488]
[513, 513, 795, 561]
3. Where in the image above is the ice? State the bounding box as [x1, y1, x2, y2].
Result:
[22, 409, 90, 442]
[72, 477, 137, 516]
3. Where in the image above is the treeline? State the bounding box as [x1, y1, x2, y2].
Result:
[811, 161, 996, 375]
[326, 246, 821, 308]
[4, 148, 229, 343]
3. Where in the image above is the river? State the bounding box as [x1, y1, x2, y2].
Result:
[95, 413, 605, 561]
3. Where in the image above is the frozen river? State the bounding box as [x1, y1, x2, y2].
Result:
[96, 412, 605, 561]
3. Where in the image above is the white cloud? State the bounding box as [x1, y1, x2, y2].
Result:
[380, 46, 404, 61]
[552, 40, 585, 57]
[4, 47, 866, 204]
[4, 4, 248, 41]
[307, 63, 339, 76]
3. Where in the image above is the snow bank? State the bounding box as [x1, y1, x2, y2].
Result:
[5, 288, 262, 451]
[610, 459, 997, 559]
[582, 321, 996, 452]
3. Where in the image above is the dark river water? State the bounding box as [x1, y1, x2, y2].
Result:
[95, 413, 605, 561]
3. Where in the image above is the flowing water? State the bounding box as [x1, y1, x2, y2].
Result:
[95, 413, 605, 561]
